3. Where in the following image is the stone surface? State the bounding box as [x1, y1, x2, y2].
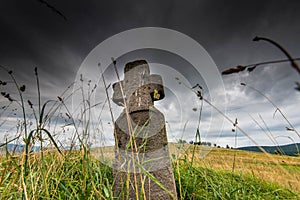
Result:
[112, 60, 177, 199]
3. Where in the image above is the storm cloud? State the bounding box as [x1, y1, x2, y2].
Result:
[0, 0, 299, 147]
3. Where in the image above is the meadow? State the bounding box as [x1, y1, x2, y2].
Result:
[0, 143, 299, 199]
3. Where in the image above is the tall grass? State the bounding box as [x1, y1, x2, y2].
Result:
[1, 146, 298, 199]
[174, 156, 298, 199]
[0, 150, 113, 199]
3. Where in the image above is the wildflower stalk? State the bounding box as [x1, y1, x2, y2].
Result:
[243, 57, 300, 69]
[110, 58, 141, 199]
[0, 65, 29, 199]
[253, 36, 300, 75]
[34, 67, 44, 160]
[241, 83, 300, 138]
[191, 84, 203, 167]
[232, 118, 238, 174]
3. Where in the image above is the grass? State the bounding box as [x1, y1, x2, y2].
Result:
[0, 145, 299, 199]
[173, 144, 300, 193]
[174, 163, 297, 200]
[0, 149, 114, 199]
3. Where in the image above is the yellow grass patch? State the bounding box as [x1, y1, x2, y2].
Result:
[91, 143, 300, 192]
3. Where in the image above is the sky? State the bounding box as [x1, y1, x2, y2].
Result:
[0, 0, 300, 148]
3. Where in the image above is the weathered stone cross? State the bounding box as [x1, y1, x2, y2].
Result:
[112, 60, 177, 199]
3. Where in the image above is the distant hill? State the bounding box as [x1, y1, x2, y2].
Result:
[2, 142, 299, 157]
[0, 143, 40, 154]
[237, 143, 300, 156]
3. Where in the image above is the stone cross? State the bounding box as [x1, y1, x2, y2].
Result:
[112, 60, 177, 199]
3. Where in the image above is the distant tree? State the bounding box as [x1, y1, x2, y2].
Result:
[214, 143, 217, 147]
[226, 144, 230, 149]
[178, 139, 187, 144]
[207, 142, 212, 147]
[189, 140, 194, 144]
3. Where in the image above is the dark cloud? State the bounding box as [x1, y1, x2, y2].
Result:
[0, 0, 299, 146]
[1, 0, 300, 71]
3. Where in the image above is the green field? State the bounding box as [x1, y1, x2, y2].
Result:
[1, 143, 299, 199]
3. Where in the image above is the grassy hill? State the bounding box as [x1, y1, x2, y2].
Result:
[0, 143, 299, 199]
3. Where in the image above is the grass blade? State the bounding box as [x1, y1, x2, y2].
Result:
[0, 136, 19, 148]
[40, 128, 62, 155]
[135, 162, 176, 199]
